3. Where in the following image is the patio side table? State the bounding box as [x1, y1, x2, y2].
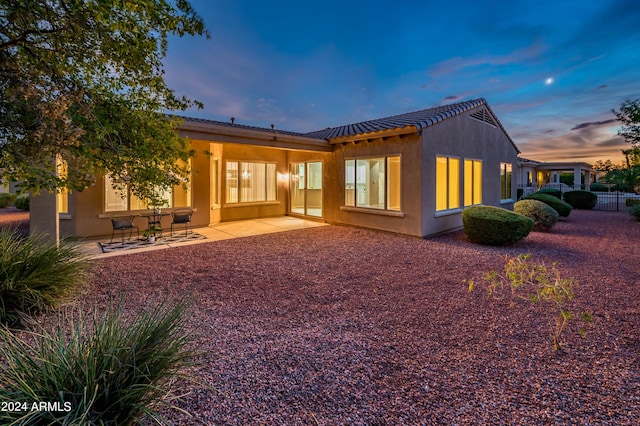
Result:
[139, 211, 170, 238]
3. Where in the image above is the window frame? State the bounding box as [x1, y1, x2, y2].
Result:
[464, 158, 482, 207]
[224, 160, 278, 205]
[436, 155, 461, 213]
[500, 162, 513, 202]
[104, 171, 192, 213]
[56, 157, 69, 215]
[343, 155, 402, 212]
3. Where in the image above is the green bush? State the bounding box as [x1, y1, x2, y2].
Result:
[462, 205, 533, 245]
[0, 299, 197, 425]
[625, 198, 640, 207]
[538, 188, 561, 199]
[514, 199, 559, 230]
[630, 205, 640, 221]
[523, 192, 573, 217]
[0, 229, 89, 326]
[14, 194, 29, 210]
[589, 183, 610, 192]
[562, 190, 597, 209]
[0, 193, 17, 208]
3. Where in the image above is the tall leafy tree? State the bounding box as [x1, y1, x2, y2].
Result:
[614, 98, 640, 147]
[601, 149, 640, 193]
[0, 0, 209, 204]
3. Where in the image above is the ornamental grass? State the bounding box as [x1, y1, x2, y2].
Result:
[0, 228, 89, 326]
[0, 299, 197, 425]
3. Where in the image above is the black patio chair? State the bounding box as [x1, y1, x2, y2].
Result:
[110, 216, 139, 245]
[170, 209, 193, 237]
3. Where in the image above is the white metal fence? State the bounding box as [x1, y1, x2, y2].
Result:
[517, 184, 640, 212]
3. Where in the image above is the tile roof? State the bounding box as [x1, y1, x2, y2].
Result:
[174, 98, 516, 150]
[174, 115, 312, 138]
[303, 98, 490, 140]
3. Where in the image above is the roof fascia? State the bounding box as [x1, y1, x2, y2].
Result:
[328, 125, 418, 144]
[534, 162, 593, 170]
[179, 121, 332, 152]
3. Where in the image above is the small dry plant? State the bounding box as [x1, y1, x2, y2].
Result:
[467, 254, 592, 351]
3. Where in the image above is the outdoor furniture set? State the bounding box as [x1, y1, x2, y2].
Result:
[109, 209, 193, 245]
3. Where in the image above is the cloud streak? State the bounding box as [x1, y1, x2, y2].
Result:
[571, 119, 617, 130]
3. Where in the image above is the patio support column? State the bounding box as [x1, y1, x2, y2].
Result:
[29, 157, 60, 245]
[583, 167, 591, 190]
[573, 167, 582, 190]
[30, 191, 60, 244]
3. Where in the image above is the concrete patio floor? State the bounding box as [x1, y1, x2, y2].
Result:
[77, 216, 328, 259]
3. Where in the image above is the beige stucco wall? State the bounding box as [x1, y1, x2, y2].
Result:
[323, 134, 423, 236]
[420, 109, 519, 236]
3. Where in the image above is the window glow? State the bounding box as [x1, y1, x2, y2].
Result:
[56, 158, 69, 214]
[436, 156, 460, 211]
[501, 162, 513, 200]
[104, 160, 192, 212]
[464, 159, 482, 207]
[225, 161, 277, 204]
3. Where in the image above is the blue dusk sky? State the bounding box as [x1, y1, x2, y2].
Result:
[164, 0, 640, 164]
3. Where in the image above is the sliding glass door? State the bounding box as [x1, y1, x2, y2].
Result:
[290, 162, 322, 217]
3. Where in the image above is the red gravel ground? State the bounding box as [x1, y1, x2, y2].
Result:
[36, 210, 640, 423]
[0, 207, 29, 235]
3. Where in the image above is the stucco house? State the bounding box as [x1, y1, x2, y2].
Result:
[517, 157, 593, 198]
[31, 98, 521, 239]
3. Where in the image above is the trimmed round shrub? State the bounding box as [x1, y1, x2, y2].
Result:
[625, 198, 640, 207]
[14, 194, 29, 211]
[0, 193, 17, 208]
[562, 190, 597, 209]
[631, 205, 640, 221]
[523, 192, 572, 217]
[463, 206, 534, 245]
[538, 188, 561, 199]
[514, 199, 559, 230]
[589, 183, 610, 192]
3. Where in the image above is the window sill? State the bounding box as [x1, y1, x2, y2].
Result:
[340, 206, 405, 217]
[500, 199, 514, 204]
[434, 208, 462, 218]
[98, 207, 196, 219]
[59, 214, 72, 220]
[223, 201, 280, 209]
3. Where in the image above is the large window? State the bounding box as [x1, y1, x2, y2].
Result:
[436, 156, 460, 211]
[344, 156, 401, 211]
[500, 162, 513, 201]
[464, 159, 482, 207]
[104, 172, 191, 212]
[225, 161, 277, 204]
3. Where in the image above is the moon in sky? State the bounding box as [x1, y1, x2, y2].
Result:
[545, 77, 554, 85]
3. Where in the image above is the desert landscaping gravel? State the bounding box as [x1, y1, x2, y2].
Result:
[4, 208, 640, 424]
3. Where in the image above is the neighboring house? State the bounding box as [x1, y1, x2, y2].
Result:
[31, 98, 521, 239]
[517, 157, 593, 198]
